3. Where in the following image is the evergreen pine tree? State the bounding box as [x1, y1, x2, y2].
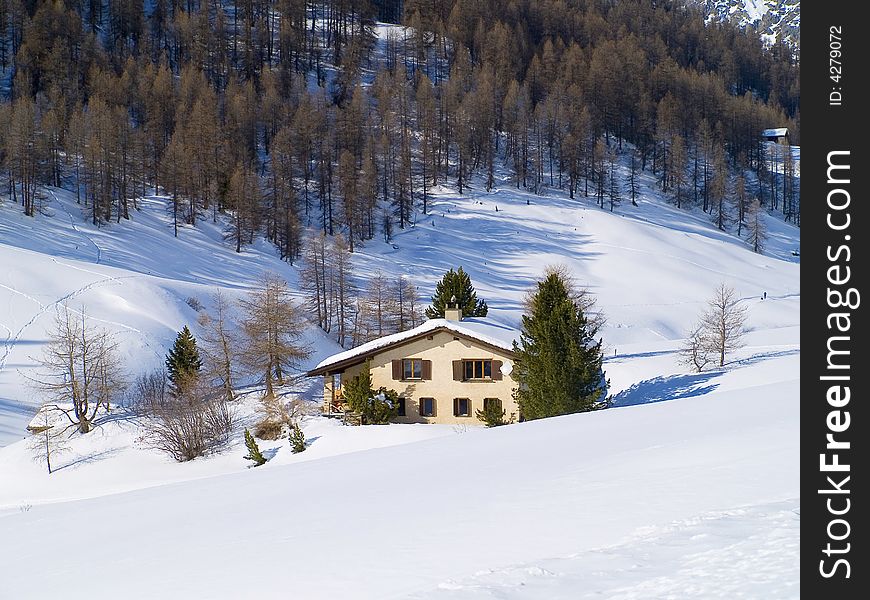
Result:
[342, 361, 375, 415]
[165, 325, 203, 388]
[289, 423, 307, 453]
[424, 267, 488, 319]
[342, 362, 399, 424]
[513, 270, 607, 420]
[243, 428, 266, 466]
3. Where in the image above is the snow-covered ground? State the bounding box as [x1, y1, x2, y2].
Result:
[1, 365, 799, 599]
[1, 147, 798, 596]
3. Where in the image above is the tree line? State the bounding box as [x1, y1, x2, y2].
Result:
[2, 1, 798, 257]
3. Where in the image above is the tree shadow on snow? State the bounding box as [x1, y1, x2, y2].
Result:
[609, 372, 720, 408]
[54, 447, 124, 472]
[730, 349, 799, 368]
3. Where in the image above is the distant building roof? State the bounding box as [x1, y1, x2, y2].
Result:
[762, 128, 789, 138]
[307, 317, 519, 376]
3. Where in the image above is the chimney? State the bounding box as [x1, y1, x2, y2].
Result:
[445, 295, 462, 322]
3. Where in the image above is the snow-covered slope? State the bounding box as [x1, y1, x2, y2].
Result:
[1, 140, 799, 596]
[691, 0, 800, 47]
[0, 192, 343, 446]
[1, 164, 799, 446]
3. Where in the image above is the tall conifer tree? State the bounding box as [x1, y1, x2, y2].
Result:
[513, 270, 606, 420]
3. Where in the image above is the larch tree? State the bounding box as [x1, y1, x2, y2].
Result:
[671, 134, 687, 209]
[34, 305, 125, 434]
[238, 273, 310, 398]
[627, 151, 640, 206]
[745, 198, 767, 254]
[28, 407, 71, 474]
[226, 163, 261, 253]
[391, 275, 420, 332]
[735, 173, 748, 236]
[606, 145, 621, 212]
[697, 283, 748, 368]
[197, 290, 240, 402]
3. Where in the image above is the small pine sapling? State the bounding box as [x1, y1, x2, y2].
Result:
[289, 423, 306, 453]
[243, 428, 266, 466]
[165, 325, 202, 392]
[476, 402, 510, 427]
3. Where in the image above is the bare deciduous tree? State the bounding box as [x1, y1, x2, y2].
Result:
[239, 273, 310, 398]
[680, 324, 714, 373]
[28, 408, 71, 474]
[33, 305, 125, 434]
[130, 369, 169, 414]
[745, 198, 767, 254]
[683, 284, 748, 371]
[197, 290, 240, 402]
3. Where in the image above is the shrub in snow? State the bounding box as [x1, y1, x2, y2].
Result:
[130, 369, 170, 415]
[185, 296, 204, 312]
[144, 373, 235, 462]
[243, 429, 266, 466]
[254, 419, 286, 441]
[255, 396, 308, 440]
[475, 402, 512, 428]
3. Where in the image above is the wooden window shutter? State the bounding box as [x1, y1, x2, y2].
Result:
[492, 360, 503, 380]
[453, 398, 458, 416]
[421, 360, 432, 380]
[392, 359, 402, 380]
[453, 360, 464, 381]
[431, 398, 436, 417]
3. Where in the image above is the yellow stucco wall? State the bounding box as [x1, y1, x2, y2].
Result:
[325, 330, 518, 425]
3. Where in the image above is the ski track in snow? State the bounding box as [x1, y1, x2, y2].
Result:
[49, 188, 102, 264]
[0, 273, 139, 371]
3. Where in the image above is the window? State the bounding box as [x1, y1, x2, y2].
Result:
[397, 398, 406, 417]
[483, 398, 502, 412]
[420, 397, 436, 417]
[403, 358, 423, 380]
[464, 359, 493, 380]
[453, 398, 470, 417]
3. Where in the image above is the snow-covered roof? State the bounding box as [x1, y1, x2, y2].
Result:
[309, 318, 519, 375]
[762, 128, 788, 137]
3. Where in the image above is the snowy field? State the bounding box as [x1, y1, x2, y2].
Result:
[0, 154, 799, 597]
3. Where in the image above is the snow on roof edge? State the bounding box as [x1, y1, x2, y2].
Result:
[311, 318, 519, 373]
[762, 128, 788, 137]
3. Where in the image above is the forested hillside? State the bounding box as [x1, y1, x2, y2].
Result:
[1, 0, 798, 300]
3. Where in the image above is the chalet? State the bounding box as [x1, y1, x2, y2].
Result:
[306, 307, 520, 425]
[762, 127, 790, 145]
